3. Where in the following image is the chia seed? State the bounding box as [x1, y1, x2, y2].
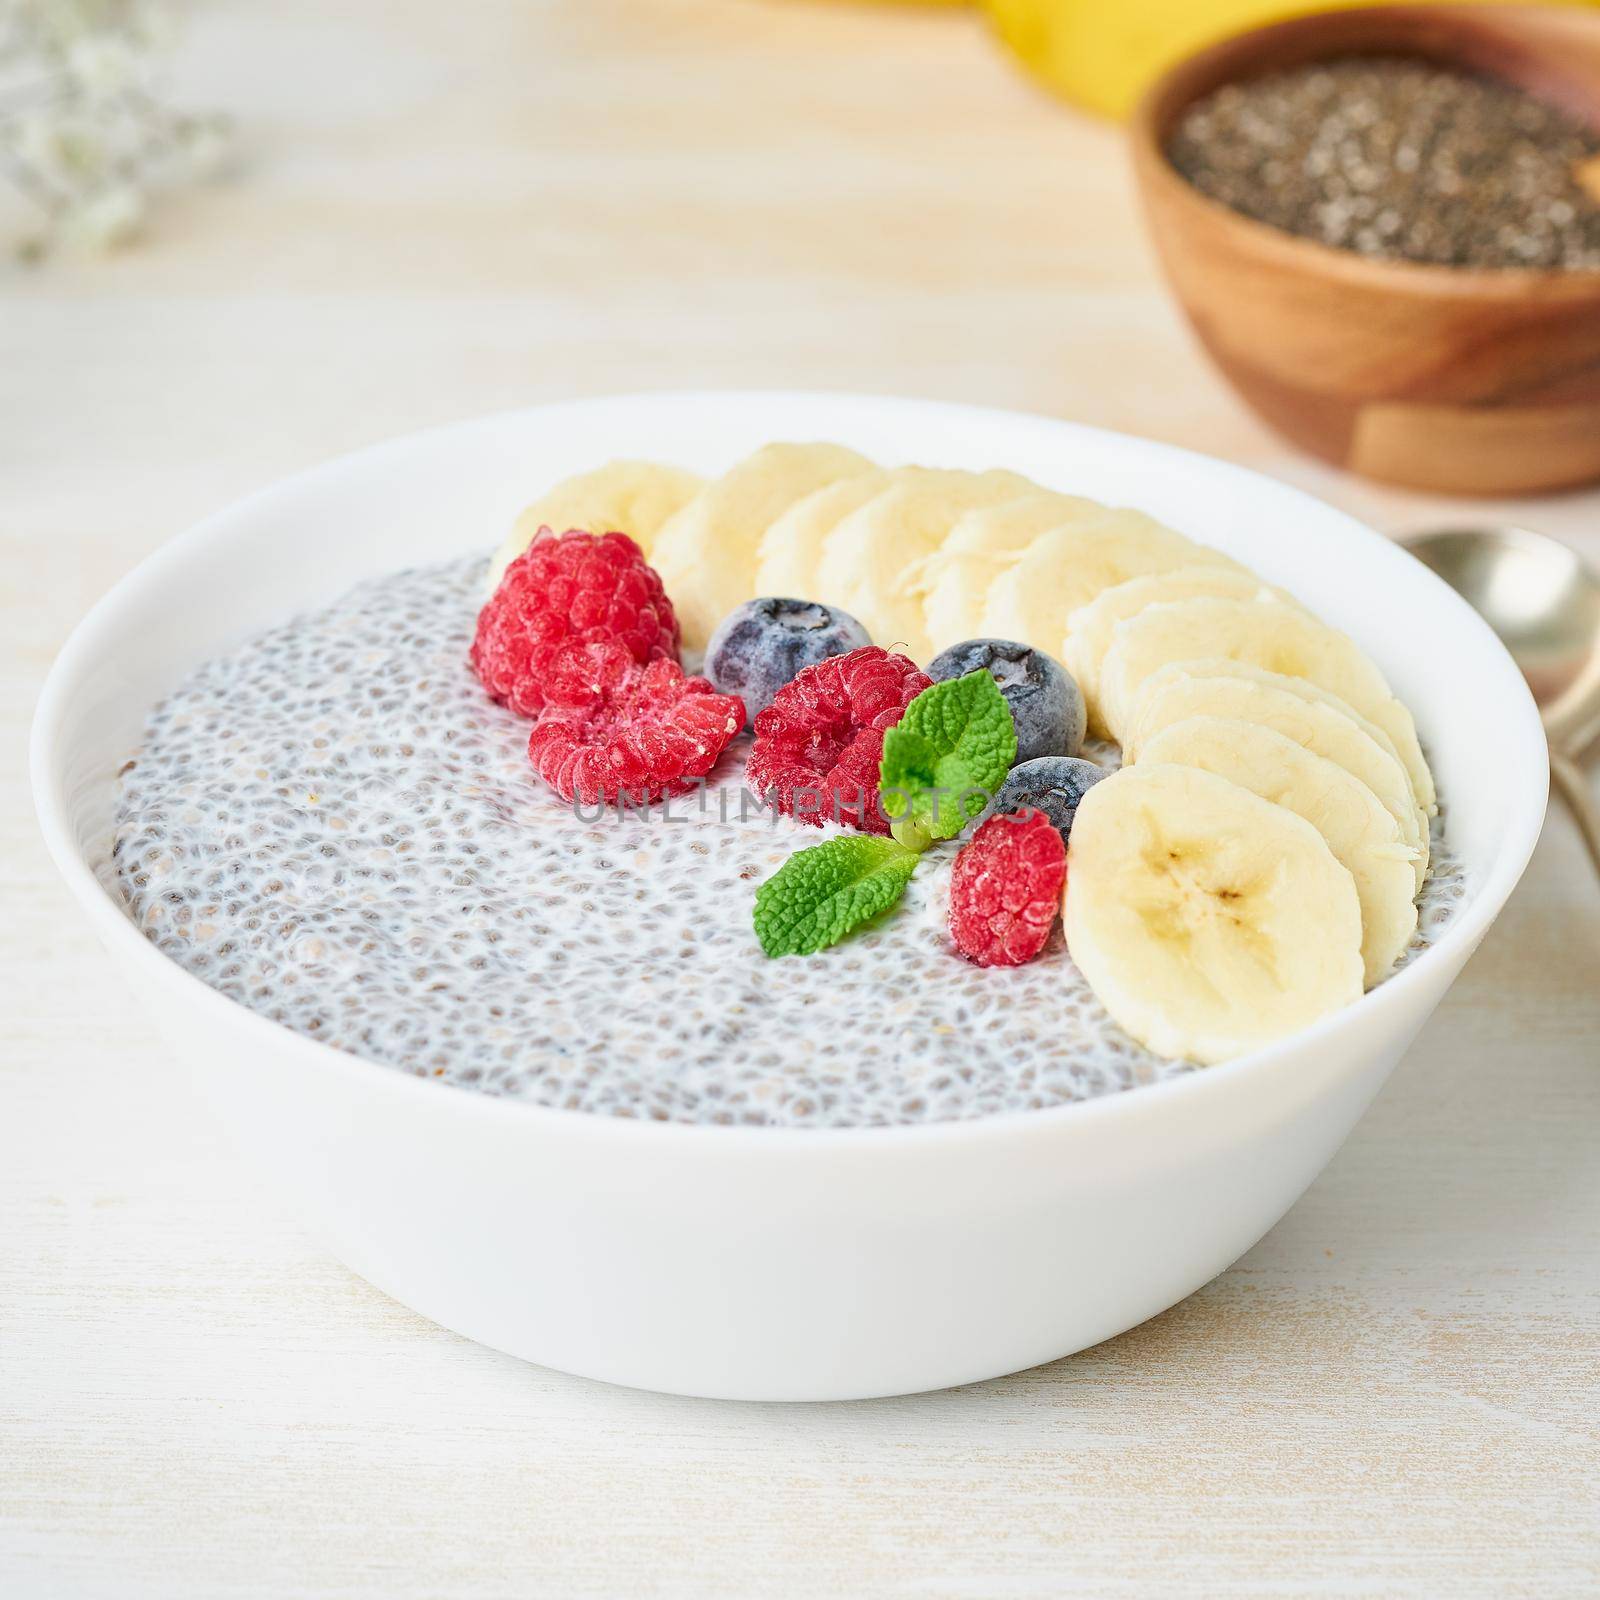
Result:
[1168, 55, 1600, 270]
[110, 556, 1465, 1128]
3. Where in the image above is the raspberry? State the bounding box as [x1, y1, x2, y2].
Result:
[528, 650, 744, 806]
[746, 645, 932, 835]
[471, 529, 679, 717]
[536, 636, 640, 714]
[948, 810, 1066, 967]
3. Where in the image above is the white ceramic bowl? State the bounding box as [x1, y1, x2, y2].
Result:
[33, 392, 1546, 1401]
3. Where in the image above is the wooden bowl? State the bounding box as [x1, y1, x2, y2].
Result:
[1130, 5, 1600, 496]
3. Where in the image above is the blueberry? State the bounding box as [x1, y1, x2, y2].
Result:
[704, 597, 872, 723]
[980, 756, 1107, 849]
[925, 638, 1085, 763]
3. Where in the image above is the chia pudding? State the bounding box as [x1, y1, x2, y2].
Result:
[109, 555, 1466, 1129]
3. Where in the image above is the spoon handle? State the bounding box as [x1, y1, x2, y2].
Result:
[1550, 749, 1600, 879]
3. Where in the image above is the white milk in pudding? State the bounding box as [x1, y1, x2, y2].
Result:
[111, 558, 1467, 1128]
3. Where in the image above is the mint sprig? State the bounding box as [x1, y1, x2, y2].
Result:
[878, 670, 1017, 847]
[753, 835, 919, 958]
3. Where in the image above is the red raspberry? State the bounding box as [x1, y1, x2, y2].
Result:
[536, 637, 641, 714]
[528, 650, 744, 806]
[471, 529, 679, 717]
[746, 645, 932, 835]
[948, 810, 1066, 968]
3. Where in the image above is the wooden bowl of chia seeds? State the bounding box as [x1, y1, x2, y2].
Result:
[1130, 4, 1600, 495]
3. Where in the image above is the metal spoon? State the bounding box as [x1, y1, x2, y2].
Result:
[1404, 524, 1600, 873]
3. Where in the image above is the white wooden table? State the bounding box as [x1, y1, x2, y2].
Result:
[5, 3, 1598, 1594]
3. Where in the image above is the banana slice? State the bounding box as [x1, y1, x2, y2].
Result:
[1065, 763, 1365, 1065]
[981, 513, 1243, 665]
[1098, 596, 1436, 813]
[751, 470, 892, 605]
[1063, 566, 1294, 738]
[912, 493, 1102, 653]
[1124, 658, 1428, 888]
[650, 443, 877, 651]
[1137, 717, 1418, 986]
[1132, 656, 1409, 765]
[486, 460, 704, 593]
[814, 467, 1038, 662]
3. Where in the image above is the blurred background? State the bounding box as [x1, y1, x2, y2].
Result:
[10, 0, 1600, 574]
[7, 0, 1592, 576]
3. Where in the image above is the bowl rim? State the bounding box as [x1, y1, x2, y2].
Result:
[1130, 2, 1600, 296]
[30, 389, 1551, 1150]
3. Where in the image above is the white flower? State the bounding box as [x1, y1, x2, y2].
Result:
[0, 0, 227, 260]
[51, 113, 109, 179]
[67, 35, 143, 102]
[8, 111, 65, 174]
[67, 183, 146, 249]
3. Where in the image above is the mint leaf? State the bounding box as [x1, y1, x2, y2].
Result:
[878, 670, 1016, 842]
[753, 836, 919, 957]
[878, 727, 940, 822]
